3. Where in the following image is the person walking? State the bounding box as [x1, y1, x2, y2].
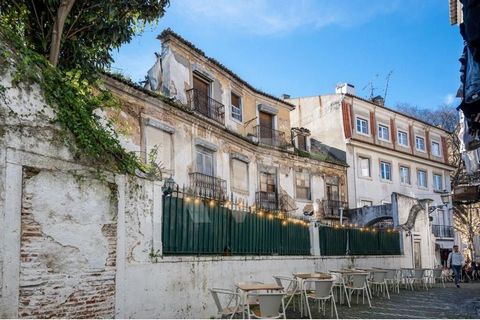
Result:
[447, 245, 465, 288]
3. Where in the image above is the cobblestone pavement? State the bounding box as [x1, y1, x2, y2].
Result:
[286, 282, 480, 319]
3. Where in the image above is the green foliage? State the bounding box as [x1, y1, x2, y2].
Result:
[0, 25, 158, 177]
[0, 0, 170, 75]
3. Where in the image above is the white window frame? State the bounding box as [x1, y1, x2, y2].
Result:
[380, 161, 392, 181]
[378, 124, 390, 141]
[397, 130, 408, 146]
[433, 173, 443, 191]
[399, 166, 411, 185]
[431, 141, 441, 157]
[415, 136, 426, 151]
[356, 117, 369, 135]
[417, 169, 427, 188]
[230, 91, 242, 123]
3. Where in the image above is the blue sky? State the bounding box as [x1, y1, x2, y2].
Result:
[112, 0, 463, 110]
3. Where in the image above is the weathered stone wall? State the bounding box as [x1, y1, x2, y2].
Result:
[18, 168, 117, 318]
[0, 66, 122, 318]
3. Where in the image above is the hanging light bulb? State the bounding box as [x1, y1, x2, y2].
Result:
[194, 198, 201, 204]
[282, 220, 288, 226]
[209, 200, 215, 207]
[268, 214, 274, 220]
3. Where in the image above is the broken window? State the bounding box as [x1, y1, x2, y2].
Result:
[231, 158, 248, 192]
[145, 126, 173, 173]
[295, 168, 311, 200]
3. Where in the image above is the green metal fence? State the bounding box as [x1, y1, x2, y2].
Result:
[162, 192, 311, 255]
[318, 226, 401, 256]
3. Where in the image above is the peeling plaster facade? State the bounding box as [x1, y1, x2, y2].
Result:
[107, 30, 350, 220]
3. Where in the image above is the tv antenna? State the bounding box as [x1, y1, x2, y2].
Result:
[362, 73, 379, 99]
[383, 70, 394, 104]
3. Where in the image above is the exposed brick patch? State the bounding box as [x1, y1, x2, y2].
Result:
[18, 168, 117, 318]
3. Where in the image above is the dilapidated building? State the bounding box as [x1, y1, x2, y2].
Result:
[105, 29, 349, 221]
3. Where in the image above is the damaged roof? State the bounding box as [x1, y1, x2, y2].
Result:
[158, 28, 295, 110]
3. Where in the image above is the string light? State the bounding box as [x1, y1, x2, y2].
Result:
[194, 198, 201, 205]
[282, 220, 288, 226]
[257, 211, 264, 217]
[185, 196, 191, 203]
[209, 200, 215, 207]
[268, 214, 274, 220]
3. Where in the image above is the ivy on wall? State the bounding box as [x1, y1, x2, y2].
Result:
[0, 26, 159, 177]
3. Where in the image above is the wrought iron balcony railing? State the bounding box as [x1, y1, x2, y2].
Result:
[189, 172, 227, 199]
[186, 88, 225, 124]
[255, 191, 279, 211]
[432, 225, 455, 238]
[322, 200, 349, 218]
[253, 125, 287, 149]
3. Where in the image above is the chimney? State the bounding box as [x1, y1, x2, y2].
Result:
[281, 94, 291, 99]
[335, 83, 355, 95]
[372, 95, 385, 106]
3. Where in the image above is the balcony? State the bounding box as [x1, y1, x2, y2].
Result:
[186, 88, 225, 124]
[432, 225, 455, 238]
[189, 172, 227, 199]
[253, 125, 287, 149]
[322, 200, 349, 219]
[255, 191, 279, 211]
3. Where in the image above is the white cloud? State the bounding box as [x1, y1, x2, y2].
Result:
[171, 0, 419, 36]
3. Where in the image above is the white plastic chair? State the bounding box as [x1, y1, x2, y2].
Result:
[432, 268, 446, 288]
[401, 269, 414, 290]
[331, 272, 350, 307]
[303, 279, 338, 319]
[246, 292, 286, 319]
[412, 269, 428, 290]
[344, 273, 371, 308]
[273, 275, 300, 311]
[209, 288, 242, 319]
[384, 269, 399, 294]
[368, 271, 390, 299]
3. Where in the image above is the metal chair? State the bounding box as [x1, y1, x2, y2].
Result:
[273, 275, 301, 311]
[246, 292, 286, 319]
[209, 288, 242, 319]
[303, 279, 338, 319]
[344, 273, 371, 308]
[368, 271, 390, 299]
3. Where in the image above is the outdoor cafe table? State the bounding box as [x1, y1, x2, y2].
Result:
[235, 282, 283, 319]
[292, 273, 333, 317]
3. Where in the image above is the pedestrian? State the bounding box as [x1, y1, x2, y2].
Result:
[447, 245, 465, 288]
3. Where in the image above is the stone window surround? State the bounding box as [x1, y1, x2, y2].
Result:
[356, 153, 372, 179]
[294, 167, 312, 201]
[230, 90, 243, 124]
[417, 168, 428, 189]
[397, 129, 409, 147]
[399, 164, 412, 186]
[433, 172, 444, 192]
[415, 135, 426, 152]
[230, 152, 250, 194]
[377, 122, 391, 142]
[143, 118, 175, 173]
[355, 116, 370, 136]
[379, 159, 392, 182]
[431, 140, 442, 157]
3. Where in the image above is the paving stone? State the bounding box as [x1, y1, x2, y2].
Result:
[285, 282, 480, 319]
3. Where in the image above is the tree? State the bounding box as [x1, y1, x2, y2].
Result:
[396, 102, 480, 259]
[0, 0, 170, 73]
